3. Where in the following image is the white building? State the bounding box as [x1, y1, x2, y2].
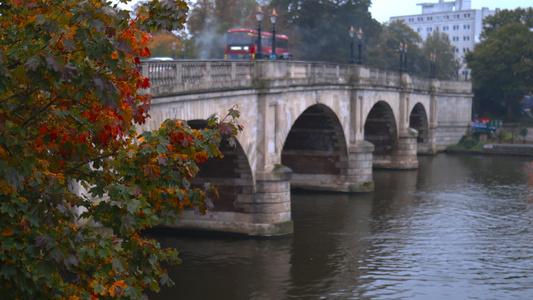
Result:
[389, 0, 497, 79]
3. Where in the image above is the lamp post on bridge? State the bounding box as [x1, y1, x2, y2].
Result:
[349, 26, 355, 64]
[429, 53, 436, 78]
[356, 28, 363, 65]
[172, 42, 176, 60]
[255, 7, 264, 60]
[398, 42, 408, 72]
[403, 43, 408, 72]
[270, 9, 278, 60]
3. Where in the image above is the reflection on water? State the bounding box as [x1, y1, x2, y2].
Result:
[148, 154, 533, 299]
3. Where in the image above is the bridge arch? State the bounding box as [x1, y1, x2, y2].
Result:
[409, 103, 429, 148]
[364, 101, 398, 167]
[281, 104, 349, 191]
[187, 120, 254, 213]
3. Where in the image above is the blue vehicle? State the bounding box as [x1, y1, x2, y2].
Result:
[472, 122, 496, 133]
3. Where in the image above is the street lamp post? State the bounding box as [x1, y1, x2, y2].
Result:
[403, 43, 408, 72]
[172, 42, 176, 59]
[255, 7, 264, 60]
[270, 9, 278, 60]
[349, 26, 355, 64]
[356, 28, 363, 65]
[398, 42, 404, 72]
[429, 53, 436, 78]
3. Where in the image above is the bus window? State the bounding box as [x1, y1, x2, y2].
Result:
[277, 38, 288, 50]
[227, 32, 254, 44]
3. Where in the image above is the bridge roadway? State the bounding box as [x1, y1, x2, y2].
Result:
[140, 60, 472, 237]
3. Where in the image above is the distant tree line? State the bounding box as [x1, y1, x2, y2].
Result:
[466, 8, 533, 119]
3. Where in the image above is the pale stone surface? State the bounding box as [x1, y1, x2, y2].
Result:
[139, 60, 472, 236]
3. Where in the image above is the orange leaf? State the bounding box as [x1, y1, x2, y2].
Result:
[108, 280, 127, 297]
[140, 47, 151, 57]
[1, 226, 13, 237]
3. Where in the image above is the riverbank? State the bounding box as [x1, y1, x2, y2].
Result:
[446, 143, 533, 157]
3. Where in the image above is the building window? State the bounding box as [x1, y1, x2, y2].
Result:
[464, 24, 471, 30]
[417, 28, 422, 33]
[464, 13, 471, 18]
[418, 17, 423, 21]
[427, 27, 433, 32]
[445, 15, 450, 20]
[455, 48, 459, 53]
[463, 36, 470, 41]
[453, 25, 459, 30]
[427, 16, 433, 21]
[452, 36, 459, 42]
[443, 26, 449, 31]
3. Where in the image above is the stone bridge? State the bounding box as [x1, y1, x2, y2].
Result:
[140, 60, 472, 237]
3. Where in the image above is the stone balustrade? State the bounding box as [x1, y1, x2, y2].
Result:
[141, 60, 470, 97]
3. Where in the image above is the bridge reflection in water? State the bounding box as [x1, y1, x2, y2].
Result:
[140, 60, 473, 236]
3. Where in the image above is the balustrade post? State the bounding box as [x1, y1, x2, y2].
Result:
[176, 62, 182, 84]
[205, 62, 211, 82]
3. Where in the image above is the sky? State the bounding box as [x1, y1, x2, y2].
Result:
[369, 0, 532, 23]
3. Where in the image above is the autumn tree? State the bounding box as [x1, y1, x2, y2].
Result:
[466, 8, 533, 118]
[148, 31, 184, 58]
[0, 0, 240, 298]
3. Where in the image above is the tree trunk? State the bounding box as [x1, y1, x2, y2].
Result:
[507, 102, 514, 118]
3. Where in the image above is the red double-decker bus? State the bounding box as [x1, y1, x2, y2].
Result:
[225, 29, 289, 60]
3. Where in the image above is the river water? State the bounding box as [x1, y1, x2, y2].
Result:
[148, 154, 533, 300]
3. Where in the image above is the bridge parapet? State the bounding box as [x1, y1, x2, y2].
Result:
[142, 60, 448, 97]
[437, 80, 472, 94]
[363, 68, 401, 87]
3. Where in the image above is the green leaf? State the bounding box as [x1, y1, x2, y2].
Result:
[94, 283, 105, 295]
[111, 257, 124, 273]
[160, 273, 174, 287]
[140, 144, 154, 155]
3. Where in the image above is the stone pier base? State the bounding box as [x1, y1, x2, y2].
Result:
[166, 166, 294, 237]
[346, 141, 375, 192]
[417, 127, 438, 155]
[391, 129, 419, 169]
[288, 141, 374, 193]
[374, 130, 419, 169]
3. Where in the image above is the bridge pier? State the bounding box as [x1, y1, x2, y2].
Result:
[417, 126, 439, 154]
[288, 140, 374, 193]
[346, 141, 375, 192]
[166, 165, 294, 237]
[392, 129, 419, 169]
[250, 167, 294, 236]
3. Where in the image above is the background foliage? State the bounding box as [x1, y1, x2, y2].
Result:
[466, 8, 533, 118]
[181, 0, 459, 80]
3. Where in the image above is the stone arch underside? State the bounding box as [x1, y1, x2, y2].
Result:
[364, 101, 398, 167]
[281, 104, 349, 191]
[187, 120, 254, 213]
[409, 103, 430, 152]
